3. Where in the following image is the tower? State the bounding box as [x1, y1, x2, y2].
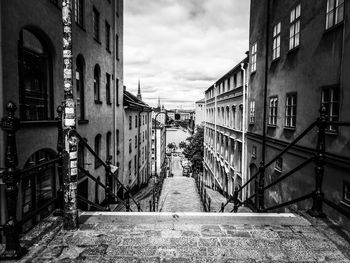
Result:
[157, 96, 161, 109]
[137, 80, 142, 101]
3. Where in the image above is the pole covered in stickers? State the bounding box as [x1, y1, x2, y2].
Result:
[62, 0, 78, 229]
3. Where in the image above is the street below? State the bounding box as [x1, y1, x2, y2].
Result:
[158, 156, 203, 212]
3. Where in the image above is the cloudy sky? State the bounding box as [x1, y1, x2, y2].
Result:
[124, 0, 250, 109]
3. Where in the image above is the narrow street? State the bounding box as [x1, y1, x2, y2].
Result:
[158, 156, 203, 212]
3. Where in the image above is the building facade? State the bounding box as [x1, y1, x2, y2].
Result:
[122, 89, 152, 194]
[203, 57, 248, 198]
[151, 119, 166, 178]
[195, 98, 205, 126]
[0, 0, 123, 232]
[247, 0, 350, 221]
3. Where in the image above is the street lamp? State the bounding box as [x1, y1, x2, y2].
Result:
[153, 111, 167, 179]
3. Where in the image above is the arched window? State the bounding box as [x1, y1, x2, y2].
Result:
[22, 149, 56, 232]
[76, 55, 85, 120]
[19, 29, 53, 121]
[106, 131, 111, 160]
[94, 64, 101, 103]
[78, 137, 87, 169]
[94, 134, 102, 168]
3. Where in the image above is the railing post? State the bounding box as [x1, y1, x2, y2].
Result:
[221, 202, 224, 212]
[0, 102, 26, 260]
[55, 105, 64, 215]
[105, 155, 112, 211]
[257, 161, 265, 212]
[137, 202, 141, 212]
[149, 200, 152, 212]
[308, 105, 327, 218]
[208, 197, 211, 212]
[125, 188, 130, 212]
[152, 188, 156, 212]
[233, 187, 239, 213]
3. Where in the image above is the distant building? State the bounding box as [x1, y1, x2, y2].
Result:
[122, 88, 152, 194]
[195, 98, 205, 126]
[203, 57, 248, 198]
[247, 0, 350, 219]
[152, 98, 167, 124]
[0, 0, 123, 232]
[151, 119, 167, 178]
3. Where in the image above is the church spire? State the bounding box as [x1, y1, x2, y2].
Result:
[157, 96, 161, 109]
[137, 80, 142, 101]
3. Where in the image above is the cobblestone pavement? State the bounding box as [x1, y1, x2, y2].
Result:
[158, 156, 203, 212]
[11, 212, 350, 263]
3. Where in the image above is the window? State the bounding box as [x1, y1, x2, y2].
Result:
[322, 86, 339, 132]
[275, 158, 283, 173]
[239, 105, 243, 131]
[106, 73, 111, 105]
[135, 135, 137, 148]
[75, 0, 84, 27]
[93, 7, 100, 42]
[106, 132, 111, 160]
[94, 64, 101, 102]
[76, 55, 85, 120]
[129, 139, 132, 154]
[105, 21, 110, 52]
[252, 146, 257, 158]
[343, 181, 350, 205]
[116, 34, 119, 60]
[289, 4, 301, 50]
[116, 78, 120, 106]
[94, 134, 102, 168]
[285, 93, 297, 128]
[326, 0, 344, 30]
[134, 155, 137, 173]
[78, 138, 86, 169]
[19, 29, 53, 121]
[116, 0, 120, 17]
[249, 101, 255, 124]
[269, 97, 278, 126]
[128, 161, 131, 177]
[251, 42, 257, 73]
[129, 116, 132, 130]
[272, 22, 281, 60]
[116, 129, 120, 154]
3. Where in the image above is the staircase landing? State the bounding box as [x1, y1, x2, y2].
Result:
[9, 212, 350, 262]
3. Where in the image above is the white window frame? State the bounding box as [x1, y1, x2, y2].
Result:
[251, 42, 257, 73]
[326, 0, 344, 30]
[268, 97, 278, 126]
[249, 100, 255, 124]
[285, 93, 297, 128]
[321, 86, 339, 132]
[273, 22, 281, 60]
[289, 4, 301, 50]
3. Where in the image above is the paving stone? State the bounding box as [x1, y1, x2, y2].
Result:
[201, 225, 226, 237]
[226, 230, 252, 238]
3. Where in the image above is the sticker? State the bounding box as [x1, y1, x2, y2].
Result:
[65, 107, 74, 114]
[70, 151, 77, 159]
[70, 168, 78, 176]
[65, 119, 75, 126]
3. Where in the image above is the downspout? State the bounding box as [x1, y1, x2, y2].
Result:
[262, 0, 271, 169]
[213, 84, 217, 189]
[137, 108, 144, 188]
[204, 93, 207, 185]
[112, 0, 116, 166]
[241, 63, 247, 201]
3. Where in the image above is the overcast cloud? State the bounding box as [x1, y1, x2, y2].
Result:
[124, 0, 250, 109]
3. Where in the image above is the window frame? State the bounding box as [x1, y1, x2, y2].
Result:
[251, 42, 257, 73]
[285, 93, 297, 129]
[343, 180, 350, 206]
[93, 64, 101, 103]
[249, 100, 256, 124]
[272, 22, 281, 61]
[74, 0, 84, 28]
[92, 7, 100, 43]
[321, 85, 340, 133]
[105, 21, 111, 52]
[289, 4, 301, 51]
[106, 73, 111, 105]
[326, 0, 344, 30]
[275, 157, 283, 173]
[268, 96, 278, 127]
[94, 134, 102, 169]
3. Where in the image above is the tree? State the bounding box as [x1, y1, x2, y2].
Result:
[183, 126, 204, 173]
[167, 142, 176, 152]
[179, 141, 187, 149]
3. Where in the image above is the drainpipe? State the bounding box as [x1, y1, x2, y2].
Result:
[241, 62, 247, 201]
[204, 93, 207, 185]
[137, 108, 144, 188]
[213, 84, 217, 189]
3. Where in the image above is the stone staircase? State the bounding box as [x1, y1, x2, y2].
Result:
[12, 212, 350, 262]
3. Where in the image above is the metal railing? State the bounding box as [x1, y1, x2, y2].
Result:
[196, 175, 211, 212]
[220, 106, 350, 220]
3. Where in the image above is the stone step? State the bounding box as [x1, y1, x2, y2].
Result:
[79, 211, 310, 226]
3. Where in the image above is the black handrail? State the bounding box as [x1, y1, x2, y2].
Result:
[322, 197, 350, 219]
[20, 157, 61, 175]
[222, 121, 318, 210]
[74, 131, 141, 210]
[77, 195, 108, 211]
[263, 192, 313, 212]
